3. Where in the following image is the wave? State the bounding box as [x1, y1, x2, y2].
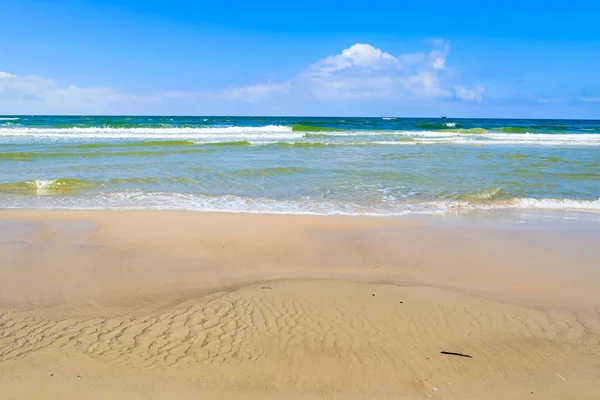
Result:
[267, 142, 333, 148]
[52, 123, 178, 129]
[70, 140, 251, 149]
[507, 197, 600, 210]
[399, 131, 600, 146]
[1, 126, 599, 146]
[0, 125, 293, 134]
[207, 140, 252, 147]
[265, 140, 415, 148]
[0, 117, 19, 121]
[0, 189, 598, 215]
[372, 139, 416, 144]
[300, 130, 600, 145]
[301, 132, 386, 138]
[417, 122, 453, 130]
[424, 197, 600, 213]
[0, 177, 209, 194]
[1, 137, 597, 154]
[0, 178, 96, 195]
[0, 125, 300, 140]
[458, 187, 505, 201]
[438, 128, 489, 134]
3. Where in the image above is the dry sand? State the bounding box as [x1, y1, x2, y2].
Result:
[0, 210, 599, 399]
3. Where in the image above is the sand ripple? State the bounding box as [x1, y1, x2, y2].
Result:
[2, 280, 599, 394]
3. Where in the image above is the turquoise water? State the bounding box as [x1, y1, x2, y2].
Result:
[0, 116, 599, 215]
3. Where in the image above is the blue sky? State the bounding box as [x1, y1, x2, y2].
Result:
[1, 0, 599, 118]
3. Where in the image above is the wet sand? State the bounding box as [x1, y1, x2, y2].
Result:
[0, 210, 599, 399]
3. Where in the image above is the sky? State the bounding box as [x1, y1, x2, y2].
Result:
[1, 0, 599, 118]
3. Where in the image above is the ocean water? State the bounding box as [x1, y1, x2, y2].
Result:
[0, 116, 599, 216]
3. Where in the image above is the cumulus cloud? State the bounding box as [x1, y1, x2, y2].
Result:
[0, 41, 486, 115]
[309, 43, 397, 75]
[225, 41, 482, 103]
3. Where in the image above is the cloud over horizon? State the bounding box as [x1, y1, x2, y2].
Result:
[0, 70, 158, 114]
[218, 41, 484, 104]
[0, 41, 595, 117]
[0, 41, 489, 115]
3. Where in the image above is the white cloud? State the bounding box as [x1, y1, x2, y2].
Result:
[0, 41, 485, 115]
[0, 72, 158, 114]
[580, 97, 600, 103]
[224, 41, 480, 103]
[310, 43, 397, 75]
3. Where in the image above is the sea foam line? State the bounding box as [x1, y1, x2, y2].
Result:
[1, 190, 599, 216]
[0, 126, 599, 145]
[0, 125, 303, 141]
[0, 125, 290, 133]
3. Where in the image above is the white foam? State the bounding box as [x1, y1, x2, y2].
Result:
[306, 130, 600, 145]
[0, 191, 413, 216]
[0, 125, 290, 133]
[432, 197, 600, 212]
[404, 131, 600, 146]
[0, 126, 598, 146]
[27, 180, 59, 195]
[371, 141, 416, 145]
[2, 191, 599, 216]
[0, 117, 19, 120]
[33, 179, 55, 189]
[509, 197, 600, 210]
[0, 125, 303, 141]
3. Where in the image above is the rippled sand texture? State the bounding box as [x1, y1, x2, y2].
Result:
[1, 211, 599, 399]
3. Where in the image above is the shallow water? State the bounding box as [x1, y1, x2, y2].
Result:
[0, 116, 598, 215]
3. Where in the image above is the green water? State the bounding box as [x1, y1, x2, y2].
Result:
[0, 116, 598, 215]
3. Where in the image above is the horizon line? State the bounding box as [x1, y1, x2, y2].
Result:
[1, 114, 599, 121]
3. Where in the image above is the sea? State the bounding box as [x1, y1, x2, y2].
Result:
[0, 116, 599, 217]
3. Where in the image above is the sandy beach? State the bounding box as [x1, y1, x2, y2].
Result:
[0, 210, 599, 399]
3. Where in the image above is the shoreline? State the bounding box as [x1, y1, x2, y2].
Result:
[1, 195, 599, 218]
[2, 205, 599, 220]
[1, 209, 599, 399]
